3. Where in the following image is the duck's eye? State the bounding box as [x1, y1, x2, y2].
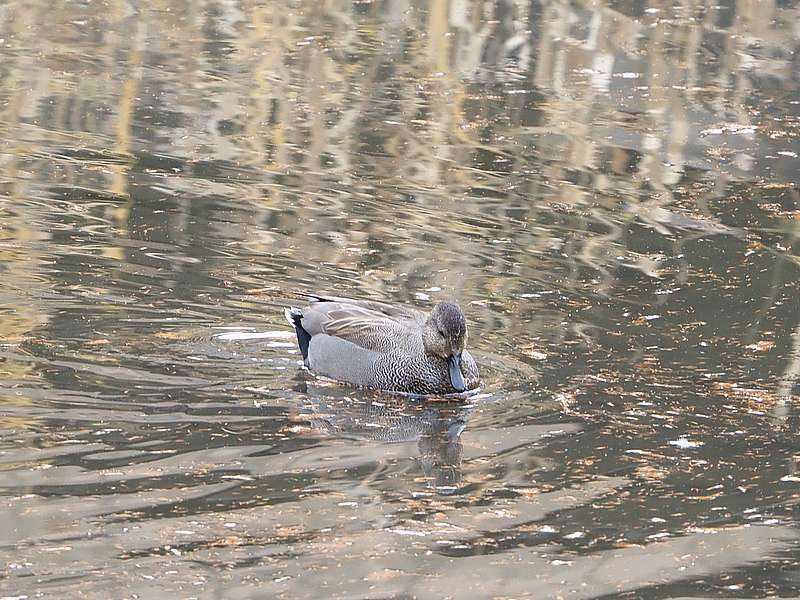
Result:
[437, 328, 445, 337]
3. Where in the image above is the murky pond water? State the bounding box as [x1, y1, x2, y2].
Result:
[1, 0, 800, 598]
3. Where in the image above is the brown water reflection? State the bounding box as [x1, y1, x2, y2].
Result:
[1, 0, 800, 597]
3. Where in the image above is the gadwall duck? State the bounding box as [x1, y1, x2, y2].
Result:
[285, 294, 480, 395]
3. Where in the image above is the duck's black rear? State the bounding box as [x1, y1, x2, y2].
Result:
[285, 307, 311, 360]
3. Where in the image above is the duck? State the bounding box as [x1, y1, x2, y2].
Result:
[284, 294, 480, 395]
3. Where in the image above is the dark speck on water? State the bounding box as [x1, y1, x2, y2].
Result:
[0, 0, 799, 598]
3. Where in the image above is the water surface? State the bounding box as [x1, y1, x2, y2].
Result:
[1, 0, 800, 598]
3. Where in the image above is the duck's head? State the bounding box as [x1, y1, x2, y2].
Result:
[423, 301, 469, 392]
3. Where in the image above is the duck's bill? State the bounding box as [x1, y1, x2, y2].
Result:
[448, 354, 466, 392]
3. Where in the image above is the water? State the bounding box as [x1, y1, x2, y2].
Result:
[1, 0, 799, 597]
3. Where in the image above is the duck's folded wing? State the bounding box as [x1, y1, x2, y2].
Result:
[301, 301, 411, 352]
[303, 294, 423, 323]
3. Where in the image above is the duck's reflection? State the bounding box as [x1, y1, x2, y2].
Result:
[298, 383, 476, 492]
